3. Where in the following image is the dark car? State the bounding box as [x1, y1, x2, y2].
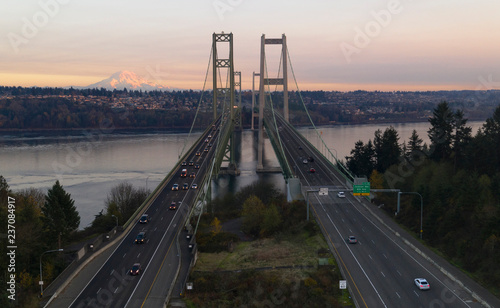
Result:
[195, 164, 200, 169]
[182, 183, 189, 190]
[308, 156, 314, 162]
[135, 232, 146, 244]
[169, 201, 177, 210]
[139, 214, 149, 224]
[130, 263, 142, 275]
[190, 172, 196, 178]
[181, 161, 187, 166]
[189, 161, 194, 166]
[204, 148, 209, 153]
[196, 151, 201, 156]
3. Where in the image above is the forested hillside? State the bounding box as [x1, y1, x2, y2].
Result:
[344, 102, 500, 294]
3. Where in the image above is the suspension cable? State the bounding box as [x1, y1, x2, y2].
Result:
[264, 56, 293, 177]
[179, 46, 213, 159]
[286, 45, 354, 181]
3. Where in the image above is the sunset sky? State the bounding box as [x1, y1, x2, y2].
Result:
[1, 0, 499, 91]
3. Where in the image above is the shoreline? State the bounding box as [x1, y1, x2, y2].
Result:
[0, 117, 488, 136]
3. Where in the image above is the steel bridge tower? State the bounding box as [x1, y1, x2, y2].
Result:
[257, 34, 289, 170]
[212, 32, 238, 175]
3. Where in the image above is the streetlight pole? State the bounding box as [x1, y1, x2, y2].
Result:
[40, 249, 63, 297]
[397, 192, 424, 239]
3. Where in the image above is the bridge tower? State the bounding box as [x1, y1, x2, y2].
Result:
[212, 32, 235, 120]
[251, 72, 260, 130]
[257, 34, 289, 170]
[211, 32, 239, 175]
[234, 71, 242, 130]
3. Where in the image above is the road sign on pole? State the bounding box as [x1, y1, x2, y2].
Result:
[339, 280, 347, 289]
[353, 182, 370, 196]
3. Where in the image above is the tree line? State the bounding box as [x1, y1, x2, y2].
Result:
[3, 85, 499, 131]
[344, 102, 500, 293]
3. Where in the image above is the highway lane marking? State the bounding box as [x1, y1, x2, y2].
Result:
[281, 133, 375, 307]
[312, 199, 371, 308]
[114, 287, 119, 294]
[339, 197, 473, 307]
[123, 253, 126, 258]
[368, 254, 373, 260]
[383, 253, 388, 259]
[68, 147, 191, 308]
[413, 290, 419, 297]
[125, 200, 185, 307]
[124, 162, 198, 307]
[371, 240, 375, 245]
[396, 270, 402, 276]
[311, 196, 388, 307]
[137, 253, 141, 258]
[380, 271, 385, 278]
[110, 270, 114, 276]
[396, 292, 401, 298]
[97, 288, 102, 294]
[274, 119, 471, 307]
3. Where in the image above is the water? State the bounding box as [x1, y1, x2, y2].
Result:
[0, 121, 485, 228]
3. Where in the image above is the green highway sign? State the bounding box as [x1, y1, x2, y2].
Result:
[353, 182, 370, 196]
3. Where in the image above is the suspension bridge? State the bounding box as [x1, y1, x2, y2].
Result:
[45, 33, 493, 308]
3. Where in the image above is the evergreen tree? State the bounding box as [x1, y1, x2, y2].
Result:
[374, 126, 401, 173]
[428, 102, 454, 161]
[452, 109, 472, 169]
[406, 129, 424, 162]
[481, 105, 500, 172]
[346, 140, 375, 177]
[41, 180, 80, 244]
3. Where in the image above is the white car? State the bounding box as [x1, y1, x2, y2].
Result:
[337, 191, 345, 198]
[414, 278, 430, 290]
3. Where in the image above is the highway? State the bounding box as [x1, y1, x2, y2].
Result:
[272, 113, 483, 308]
[69, 122, 221, 308]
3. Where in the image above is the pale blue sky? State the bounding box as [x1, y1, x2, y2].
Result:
[1, 0, 499, 91]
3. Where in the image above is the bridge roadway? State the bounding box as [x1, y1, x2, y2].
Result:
[66, 122, 221, 308]
[272, 113, 489, 308]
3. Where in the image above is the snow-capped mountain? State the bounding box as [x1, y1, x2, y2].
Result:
[84, 71, 171, 91]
